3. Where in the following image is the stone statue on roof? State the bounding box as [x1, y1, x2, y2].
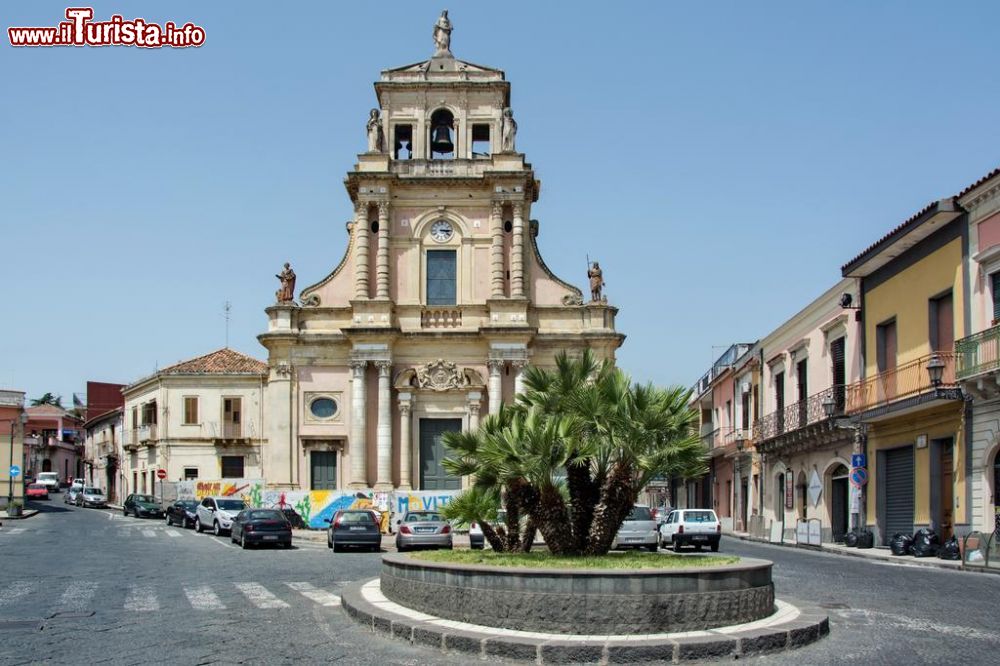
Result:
[275, 262, 296, 303]
[588, 261, 604, 303]
[433, 10, 452, 56]
[366, 109, 384, 153]
[501, 107, 517, 153]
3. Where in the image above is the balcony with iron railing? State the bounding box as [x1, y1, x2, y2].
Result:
[956, 325, 1000, 381]
[753, 385, 846, 443]
[844, 352, 957, 415]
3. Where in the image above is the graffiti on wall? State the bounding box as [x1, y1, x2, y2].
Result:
[177, 479, 461, 530]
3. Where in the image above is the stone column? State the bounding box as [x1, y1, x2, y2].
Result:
[488, 360, 503, 414]
[511, 202, 525, 298]
[354, 201, 371, 299]
[513, 361, 527, 396]
[467, 392, 482, 432]
[398, 392, 412, 490]
[376, 201, 391, 299]
[489, 201, 504, 297]
[349, 360, 367, 487]
[375, 360, 392, 489]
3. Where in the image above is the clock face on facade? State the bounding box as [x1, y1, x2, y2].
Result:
[430, 220, 453, 242]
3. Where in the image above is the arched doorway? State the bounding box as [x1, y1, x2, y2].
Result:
[42, 459, 52, 473]
[797, 471, 808, 520]
[829, 463, 850, 542]
[775, 471, 785, 517]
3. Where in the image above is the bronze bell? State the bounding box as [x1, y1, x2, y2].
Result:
[430, 123, 453, 154]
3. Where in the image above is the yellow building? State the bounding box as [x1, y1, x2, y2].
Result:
[0, 390, 27, 508]
[842, 198, 968, 546]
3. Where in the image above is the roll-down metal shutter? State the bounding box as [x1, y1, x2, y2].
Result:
[883, 446, 914, 540]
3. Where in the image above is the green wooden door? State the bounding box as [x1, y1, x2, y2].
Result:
[310, 451, 337, 490]
[419, 419, 463, 490]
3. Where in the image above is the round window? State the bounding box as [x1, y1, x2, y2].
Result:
[310, 398, 338, 419]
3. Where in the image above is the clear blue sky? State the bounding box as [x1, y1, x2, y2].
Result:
[3, 1, 999, 405]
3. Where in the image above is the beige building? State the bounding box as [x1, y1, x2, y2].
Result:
[259, 19, 623, 492]
[82, 407, 123, 503]
[754, 278, 863, 542]
[0, 390, 27, 507]
[122, 348, 267, 495]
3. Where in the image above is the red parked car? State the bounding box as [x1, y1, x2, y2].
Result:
[26, 483, 49, 500]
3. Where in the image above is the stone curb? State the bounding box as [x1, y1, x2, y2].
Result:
[728, 533, 976, 573]
[0, 510, 40, 521]
[341, 578, 829, 664]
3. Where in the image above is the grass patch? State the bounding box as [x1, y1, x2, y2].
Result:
[409, 550, 739, 569]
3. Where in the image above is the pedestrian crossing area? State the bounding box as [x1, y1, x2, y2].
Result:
[0, 527, 26, 535]
[0, 579, 342, 614]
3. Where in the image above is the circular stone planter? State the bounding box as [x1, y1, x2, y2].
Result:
[380, 553, 775, 635]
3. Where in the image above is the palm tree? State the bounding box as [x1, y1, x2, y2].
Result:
[442, 352, 706, 557]
[30, 392, 63, 408]
[440, 487, 506, 552]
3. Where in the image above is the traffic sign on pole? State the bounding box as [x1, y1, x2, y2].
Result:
[9, 465, 21, 478]
[156, 469, 167, 480]
[849, 467, 868, 488]
[851, 453, 866, 469]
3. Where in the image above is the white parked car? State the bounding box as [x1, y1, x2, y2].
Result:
[612, 504, 659, 551]
[659, 509, 722, 552]
[195, 496, 247, 536]
[77, 487, 107, 508]
[65, 482, 84, 504]
[36, 472, 60, 493]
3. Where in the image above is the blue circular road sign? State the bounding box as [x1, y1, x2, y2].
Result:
[849, 467, 868, 488]
[9, 465, 21, 478]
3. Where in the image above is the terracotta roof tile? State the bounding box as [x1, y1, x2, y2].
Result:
[957, 166, 1000, 200]
[159, 348, 267, 376]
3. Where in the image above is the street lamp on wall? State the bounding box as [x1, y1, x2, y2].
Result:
[821, 395, 836, 419]
[927, 353, 945, 387]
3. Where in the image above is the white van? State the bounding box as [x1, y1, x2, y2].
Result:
[36, 472, 60, 493]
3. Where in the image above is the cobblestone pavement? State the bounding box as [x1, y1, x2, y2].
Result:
[2, 504, 998, 664]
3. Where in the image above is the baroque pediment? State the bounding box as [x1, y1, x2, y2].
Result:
[395, 359, 485, 391]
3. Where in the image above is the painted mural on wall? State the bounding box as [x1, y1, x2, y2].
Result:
[178, 479, 460, 530]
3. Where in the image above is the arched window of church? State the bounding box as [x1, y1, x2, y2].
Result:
[429, 109, 455, 159]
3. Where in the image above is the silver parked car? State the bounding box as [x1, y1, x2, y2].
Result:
[612, 504, 659, 551]
[395, 511, 453, 552]
[77, 487, 107, 508]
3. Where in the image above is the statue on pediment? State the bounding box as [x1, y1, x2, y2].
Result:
[275, 262, 296, 303]
[433, 10, 452, 56]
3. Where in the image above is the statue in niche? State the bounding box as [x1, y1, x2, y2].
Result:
[275, 262, 296, 303]
[433, 10, 452, 56]
[588, 261, 604, 303]
[366, 108, 384, 153]
[501, 107, 517, 152]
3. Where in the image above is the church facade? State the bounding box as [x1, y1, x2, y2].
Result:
[258, 16, 624, 492]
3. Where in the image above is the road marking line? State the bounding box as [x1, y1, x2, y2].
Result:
[234, 583, 289, 609]
[285, 582, 341, 607]
[56, 581, 98, 611]
[166, 530, 183, 538]
[0, 581, 35, 605]
[124, 585, 159, 612]
[184, 585, 226, 610]
[2, 528, 26, 535]
[142, 529, 157, 538]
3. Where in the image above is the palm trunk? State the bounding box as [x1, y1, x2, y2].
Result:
[566, 460, 599, 553]
[519, 518, 537, 553]
[531, 485, 578, 555]
[584, 460, 636, 555]
[480, 521, 505, 552]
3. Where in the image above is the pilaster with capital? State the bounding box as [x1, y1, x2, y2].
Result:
[467, 392, 482, 432]
[511, 202, 525, 298]
[487, 359, 504, 414]
[349, 360, 368, 487]
[512, 360, 527, 396]
[489, 201, 504, 297]
[375, 201, 391, 299]
[398, 393, 413, 490]
[374, 360, 393, 489]
[354, 201, 370, 299]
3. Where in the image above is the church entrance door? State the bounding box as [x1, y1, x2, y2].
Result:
[419, 418, 463, 490]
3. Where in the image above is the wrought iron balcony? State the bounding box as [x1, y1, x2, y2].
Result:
[956, 325, 1000, 381]
[844, 352, 958, 415]
[753, 386, 845, 443]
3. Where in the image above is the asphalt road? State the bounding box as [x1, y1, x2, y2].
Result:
[2, 501, 999, 664]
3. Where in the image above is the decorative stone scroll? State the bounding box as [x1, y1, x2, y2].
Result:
[415, 359, 469, 391]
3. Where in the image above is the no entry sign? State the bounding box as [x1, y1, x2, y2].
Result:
[156, 469, 167, 480]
